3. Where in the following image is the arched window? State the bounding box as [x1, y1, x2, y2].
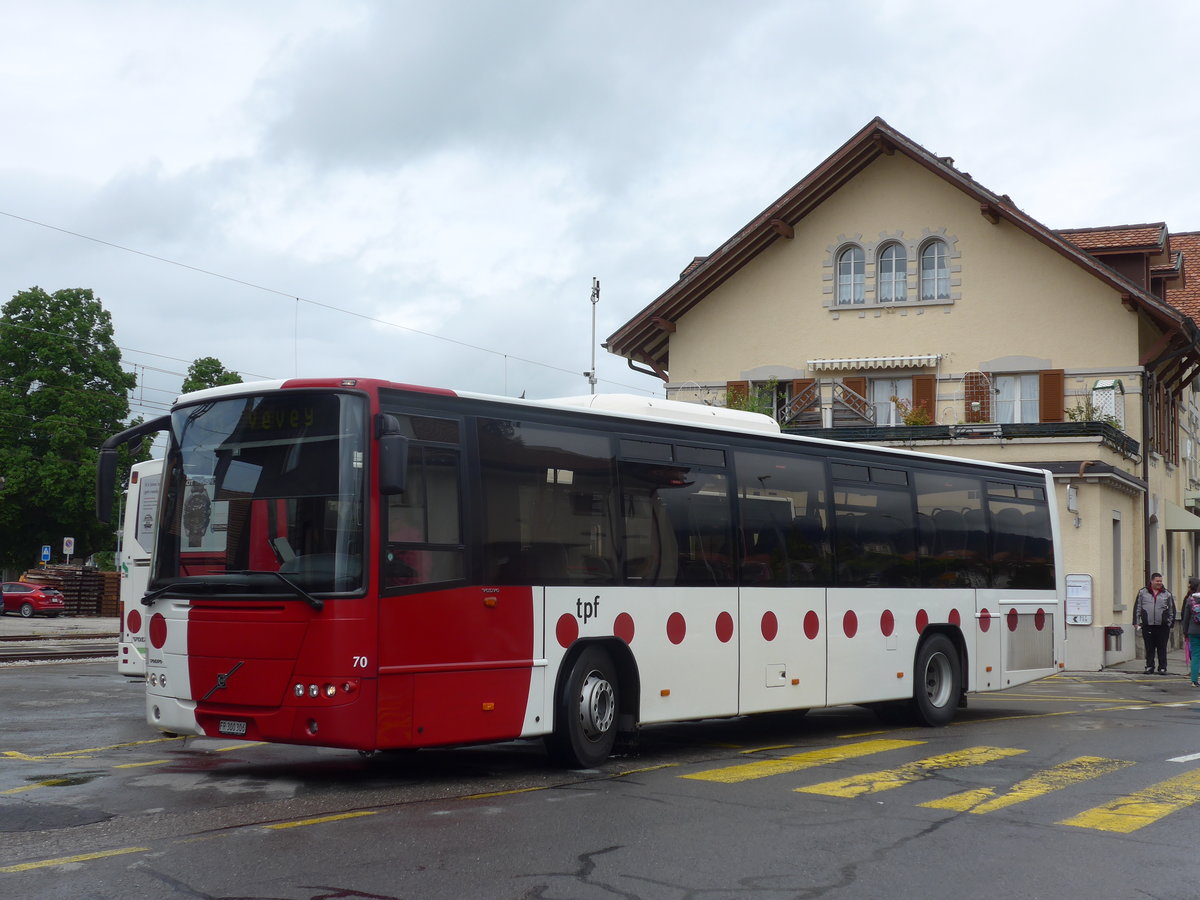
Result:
[836, 246, 864, 305]
[877, 243, 907, 302]
[919, 240, 950, 300]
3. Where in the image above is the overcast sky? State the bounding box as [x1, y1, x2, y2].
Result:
[2, 0, 1199, 425]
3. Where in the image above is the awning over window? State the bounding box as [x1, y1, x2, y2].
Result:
[807, 354, 942, 371]
[1165, 501, 1200, 532]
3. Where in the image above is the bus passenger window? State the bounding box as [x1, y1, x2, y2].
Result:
[619, 462, 733, 587]
[734, 450, 829, 586]
[914, 470, 987, 588]
[384, 446, 464, 588]
[478, 419, 618, 586]
[988, 491, 1054, 589]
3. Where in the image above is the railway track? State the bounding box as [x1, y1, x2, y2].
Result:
[0, 634, 117, 664]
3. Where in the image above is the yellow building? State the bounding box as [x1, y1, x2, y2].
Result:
[607, 118, 1200, 671]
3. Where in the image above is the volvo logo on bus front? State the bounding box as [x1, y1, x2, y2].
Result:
[201, 661, 244, 701]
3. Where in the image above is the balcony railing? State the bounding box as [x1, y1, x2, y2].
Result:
[782, 420, 1140, 460]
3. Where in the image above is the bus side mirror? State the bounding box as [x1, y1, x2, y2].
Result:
[94, 414, 170, 524]
[376, 414, 409, 495]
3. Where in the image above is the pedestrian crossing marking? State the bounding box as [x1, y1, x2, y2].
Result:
[681, 739, 925, 784]
[919, 756, 1134, 813]
[796, 746, 1026, 799]
[1058, 767, 1200, 833]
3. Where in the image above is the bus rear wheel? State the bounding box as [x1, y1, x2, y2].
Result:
[546, 645, 619, 768]
[912, 633, 961, 726]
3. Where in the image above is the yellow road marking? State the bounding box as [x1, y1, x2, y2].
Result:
[214, 742, 264, 752]
[1059, 768, 1200, 833]
[920, 756, 1134, 813]
[2, 735, 185, 761]
[615, 764, 678, 776]
[682, 739, 925, 784]
[461, 786, 549, 800]
[797, 745, 1026, 798]
[265, 811, 377, 830]
[113, 760, 170, 769]
[0, 847, 148, 873]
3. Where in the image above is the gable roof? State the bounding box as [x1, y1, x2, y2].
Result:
[606, 118, 1196, 381]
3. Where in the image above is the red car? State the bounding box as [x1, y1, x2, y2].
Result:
[2, 581, 66, 618]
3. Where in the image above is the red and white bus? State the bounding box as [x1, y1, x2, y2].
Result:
[96, 378, 1064, 767]
[116, 458, 161, 677]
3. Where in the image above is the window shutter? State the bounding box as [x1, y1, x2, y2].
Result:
[964, 372, 991, 422]
[726, 381, 750, 407]
[843, 376, 867, 398]
[912, 374, 936, 422]
[1039, 369, 1065, 423]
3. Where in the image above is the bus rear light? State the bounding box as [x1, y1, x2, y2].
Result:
[324, 684, 336, 698]
[308, 684, 319, 698]
[342, 682, 356, 694]
[294, 684, 304, 697]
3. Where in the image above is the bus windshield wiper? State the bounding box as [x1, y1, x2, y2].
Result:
[238, 570, 324, 612]
[141, 574, 324, 611]
[140, 580, 226, 606]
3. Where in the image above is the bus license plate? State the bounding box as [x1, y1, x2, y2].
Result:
[218, 719, 247, 736]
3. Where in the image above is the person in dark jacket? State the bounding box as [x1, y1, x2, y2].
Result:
[1182, 575, 1200, 687]
[1134, 572, 1176, 674]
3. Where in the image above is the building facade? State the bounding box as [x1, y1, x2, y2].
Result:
[606, 119, 1200, 671]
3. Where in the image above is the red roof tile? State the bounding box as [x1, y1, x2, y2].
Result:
[1166, 232, 1200, 321]
[1057, 223, 1166, 253]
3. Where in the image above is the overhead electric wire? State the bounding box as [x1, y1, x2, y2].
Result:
[0, 208, 657, 394]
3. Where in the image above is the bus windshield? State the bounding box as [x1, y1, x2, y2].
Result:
[152, 390, 368, 595]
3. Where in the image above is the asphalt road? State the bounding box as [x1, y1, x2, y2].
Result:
[3, 659, 1200, 899]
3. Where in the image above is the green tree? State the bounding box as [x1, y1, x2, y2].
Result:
[182, 356, 243, 394]
[0, 287, 138, 568]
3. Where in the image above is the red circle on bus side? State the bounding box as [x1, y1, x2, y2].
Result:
[556, 614, 579, 648]
[716, 611, 734, 643]
[804, 610, 820, 640]
[761, 611, 779, 641]
[979, 608, 991, 632]
[880, 609, 895, 637]
[915, 609, 929, 634]
[149, 613, 167, 649]
[843, 610, 858, 638]
[614, 612, 635, 644]
[1034, 608, 1046, 631]
[1007, 608, 1020, 632]
[949, 608, 961, 627]
[127, 608, 142, 635]
[667, 612, 686, 645]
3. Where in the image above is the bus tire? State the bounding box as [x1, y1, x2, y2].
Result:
[912, 633, 961, 726]
[546, 645, 619, 768]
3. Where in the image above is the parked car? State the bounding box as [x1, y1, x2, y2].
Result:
[2, 581, 66, 618]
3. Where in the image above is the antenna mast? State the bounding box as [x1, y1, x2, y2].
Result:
[586, 277, 600, 395]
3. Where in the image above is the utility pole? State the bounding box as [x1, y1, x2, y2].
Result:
[585, 277, 600, 395]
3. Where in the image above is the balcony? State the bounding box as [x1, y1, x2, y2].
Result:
[782, 420, 1141, 461]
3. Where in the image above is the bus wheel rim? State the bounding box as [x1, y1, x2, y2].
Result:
[924, 652, 952, 707]
[578, 670, 615, 740]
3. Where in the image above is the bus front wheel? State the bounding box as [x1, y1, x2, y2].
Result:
[546, 645, 619, 768]
[912, 634, 961, 726]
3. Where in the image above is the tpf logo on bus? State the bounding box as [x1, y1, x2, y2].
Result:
[576, 595, 601, 623]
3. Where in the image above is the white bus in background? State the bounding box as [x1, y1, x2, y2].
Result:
[117, 458, 161, 677]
